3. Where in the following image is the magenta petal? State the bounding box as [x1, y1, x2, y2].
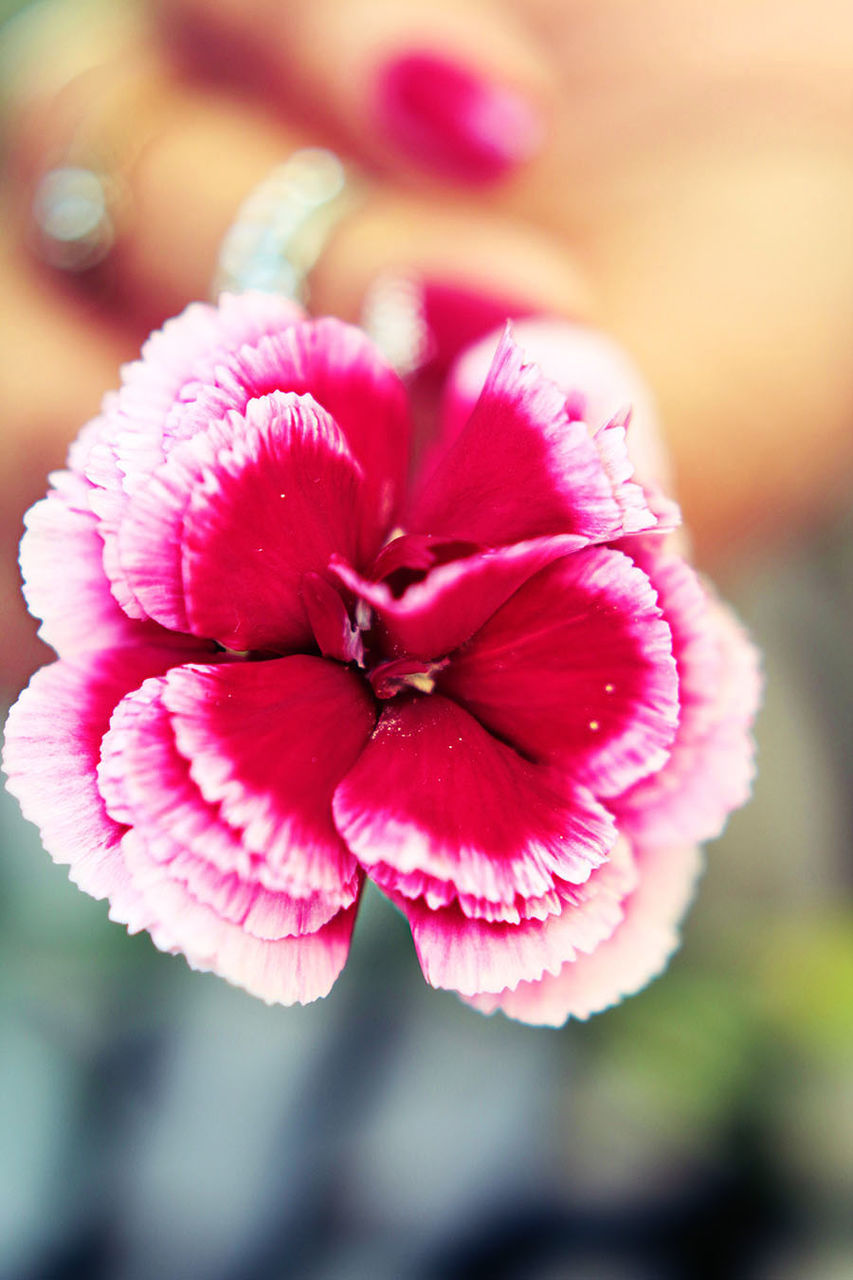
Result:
[171, 318, 411, 532]
[440, 548, 679, 797]
[399, 838, 637, 996]
[81, 664, 363, 1005]
[333, 534, 587, 662]
[98, 677, 360, 933]
[181, 395, 379, 650]
[442, 318, 680, 533]
[87, 293, 304, 617]
[302, 573, 365, 665]
[119, 391, 376, 650]
[366, 532, 474, 583]
[409, 328, 658, 546]
[613, 555, 762, 847]
[333, 695, 616, 908]
[161, 657, 376, 894]
[467, 842, 701, 1024]
[1, 644, 208, 921]
[443, 318, 674, 492]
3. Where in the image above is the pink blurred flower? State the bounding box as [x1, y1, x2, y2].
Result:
[2, 294, 760, 1024]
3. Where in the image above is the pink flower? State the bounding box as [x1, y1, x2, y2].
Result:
[2, 295, 760, 1024]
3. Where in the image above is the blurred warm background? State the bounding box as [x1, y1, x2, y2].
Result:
[1, 1, 852, 1278]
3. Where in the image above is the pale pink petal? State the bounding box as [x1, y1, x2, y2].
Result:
[397, 839, 637, 996]
[333, 695, 616, 909]
[635, 547, 722, 742]
[120, 826, 359, 1006]
[171, 318, 411, 534]
[20, 472, 149, 656]
[1, 644, 208, 922]
[613, 555, 761, 847]
[161, 657, 376, 894]
[410, 328, 657, 546]
[332, 534, 587, 662]
[19, 470, 205, 659]
[118, 392, 377, 650]
[66, 398, 118, 476]
[594, 410, 680, 535]
[439, 548, 679, 797]
[468, 843, 701, 1024]
[98, 677, 360, 930]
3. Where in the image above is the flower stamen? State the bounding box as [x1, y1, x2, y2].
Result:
[369, 655, 449, 700]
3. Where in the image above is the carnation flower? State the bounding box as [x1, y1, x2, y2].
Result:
[2, 294, 760, 1025]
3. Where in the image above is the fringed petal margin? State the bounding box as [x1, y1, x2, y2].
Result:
[466, 843, 701, 1025]
[122, 827, 360, 1007]
[398, 839, 637, 998]
[1, 644, 210, 922]
[612, 547, 762, 848]
[19, 470, 205, 659]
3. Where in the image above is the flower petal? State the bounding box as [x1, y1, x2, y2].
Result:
[333, 534, 587, 662]
[409, 328, 658, 546]
[98, 676, 360, 930]
[19, 470, 204, 659]
[85, 293, 304, 618]
[467, 842, 701, 1024]
[398, 838, 637, 997]
[443, 317, 673, 493]
[88, 292, 304, 496]
[613, 552, 761, 847]
[170, 318, 411, 533]
[121, 827, 359, 1006]
[333, 694, 616, 909]
[160, 657, 377, 895]
[1, 644, 209, 921]
[301, 573, 365, 665]
[439, 548, 679, 797]
[66, 399, 118, 476]
[118, 392, 377, 650]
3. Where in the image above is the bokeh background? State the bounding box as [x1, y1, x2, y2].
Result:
[1, 2, 852, 1278]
